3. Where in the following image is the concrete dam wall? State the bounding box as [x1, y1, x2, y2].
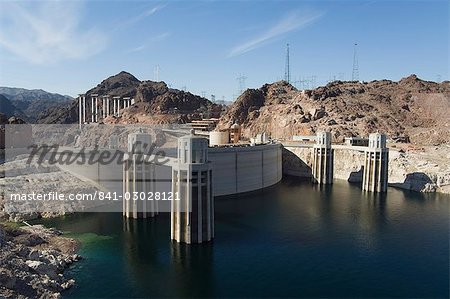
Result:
[57, 143, 283, 197]
[209, 144, 283, 196]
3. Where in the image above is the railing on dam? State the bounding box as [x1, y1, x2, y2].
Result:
[281, 141, 368, 152]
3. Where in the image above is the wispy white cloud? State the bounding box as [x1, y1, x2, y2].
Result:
[129, 45, 147, 53]
[119, 4, 166, 29]
[127, 32, 171, 53]
[228, 10, 324, 58]
[144, 5, 165, 17]
[0, 1, 107, 64]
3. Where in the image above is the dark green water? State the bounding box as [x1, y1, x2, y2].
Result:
[42, 178, 449, 298]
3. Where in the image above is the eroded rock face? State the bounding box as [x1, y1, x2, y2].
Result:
[37, 71, 223, 125]
[0, 158, 102, 222]
[218, 75, 450, 146]
[135, 81, 169, 103]
[37, 71, 141, 124]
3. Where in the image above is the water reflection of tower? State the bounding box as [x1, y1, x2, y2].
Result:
[122, 217, 162, 293]
[171, 242, 214, 297]
[310, 182, 389, 251]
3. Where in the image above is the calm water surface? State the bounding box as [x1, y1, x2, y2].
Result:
[42, 178, 449, 298]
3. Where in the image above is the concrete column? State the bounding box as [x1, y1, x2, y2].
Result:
[91, 96, 95, 123]
[102, 97, 106, 119]
[143, 162, 159, 217]
[123, 132, 158, 219]
[106, 96, 110, 117]
[78, 94, 83, 125]
[312, 131, 333, 184]
[123, 159, 128, 217]
[82, 96, 86, 123]
[123, 97, 130, 109]
[113, 96, 120, 117]
[171, 131, 214, 244]
[362, 133, 389, 192]
[95, 96, 98, 122]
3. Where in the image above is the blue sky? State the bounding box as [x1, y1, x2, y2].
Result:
[0, 0, 448, 101]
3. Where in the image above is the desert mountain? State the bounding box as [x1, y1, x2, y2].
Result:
[0, 95, 28, 121]
[218, 75, 450, 145]
[0, 87, 72, 122]
[37, 71, 223, 124]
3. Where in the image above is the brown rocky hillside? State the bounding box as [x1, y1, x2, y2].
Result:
[218, 75, 450, 145]
[37, 71, 223, 124]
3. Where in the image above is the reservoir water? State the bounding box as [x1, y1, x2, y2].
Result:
[42, 178, 449, 298]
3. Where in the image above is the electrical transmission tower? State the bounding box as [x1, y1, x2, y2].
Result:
[352, 43, 359, 81]
[154, 65, 160, 81]
[237, 74, 247, 95]
[285, 43, 290, 84]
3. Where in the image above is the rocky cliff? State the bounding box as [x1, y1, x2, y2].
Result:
[219, 75, 450, 145]
[37, 71, 223, 125]
[105, 79, 223, 125]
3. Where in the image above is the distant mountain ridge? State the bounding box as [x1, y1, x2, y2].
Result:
[0, 87, 72, 122]
[0, 87, 72, 100]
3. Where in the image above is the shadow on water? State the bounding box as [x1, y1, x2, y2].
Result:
[170, 242, 214, 298]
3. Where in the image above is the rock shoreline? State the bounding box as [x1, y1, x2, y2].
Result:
[0, 223, 80, 299]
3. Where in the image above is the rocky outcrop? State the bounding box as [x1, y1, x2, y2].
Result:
[0, 224, 80, 299]
[388, 145, 450, 193]
[87, 71, 141, 98]
[37, 71, 223, 125]
[135, 80, 169, 103]
[0, 158, 102, 222]
[36, 71, 141, 124]
[219, 75, 450, 146]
